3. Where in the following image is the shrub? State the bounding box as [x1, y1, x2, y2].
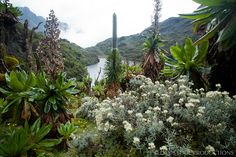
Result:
[79, 75, 236, 156]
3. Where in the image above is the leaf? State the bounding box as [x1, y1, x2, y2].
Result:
[33, 124, 52, 142]
[184, 38, 196, 61]
[25, 72, 36, 89]
[194, 13, 230, 45]
[8, 71, 24, 91]
[170, 44, 184, 62]
[193, 0, 225, 6]
[217, 16, 236, 43]
[179, 12, 212, 20]
[52, 103, 58, 111]
[31, 118, 41, 134]
[37, 138, 62, 148]
[48, 97, 56, 105]
[195, 41, 209, 64]
[44, 101, 51, 113]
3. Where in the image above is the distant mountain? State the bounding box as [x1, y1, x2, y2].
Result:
[19, 7, 69, 32]
[86, 17, 199, 61]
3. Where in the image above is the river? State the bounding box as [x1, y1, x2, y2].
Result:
[87, 58, 106, 84]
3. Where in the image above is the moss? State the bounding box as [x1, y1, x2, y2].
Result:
[4, 56, 20, 69]
[0, 73, 5, 82]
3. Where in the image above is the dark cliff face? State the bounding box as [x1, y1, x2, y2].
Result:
[86, 17, 199, 61]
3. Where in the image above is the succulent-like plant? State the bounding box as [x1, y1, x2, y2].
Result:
[0, 118, 62, 157]
[0, 70, 38, 122]
[162, 38, 210, 89]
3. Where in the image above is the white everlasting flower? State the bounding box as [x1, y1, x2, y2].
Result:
[133, 137, 140, 145]
[128, 110, 133, 114]
[156, 93, 160, 97]
[166, 116, 174, 123]
[110, 125, 115, 130]
[216, 84, 221, 88]
[104, 121, 110, 132]
[179, 98, 184, 104]
[206, 91, 221, 98]
[160, 145, 168, 151]
[161, 94, 170, 102]
[172, 83, 178, 89]
[196, 113, 203, 117]
[171, 122, 179, 127]
[148, 142, 156, 149]
[205, 145, 216, 155]
[119, 105, 125, 109]
[189, 98, 200, 104]
[179, 85, 187, 90]
[107, 112, 113, 118]
[112, 103, 117, 107]
[153, 106, 161, 111]
[158, 120, 164, 125]
[233, 95, 236, 100]
[136, 113, 143, 118]
[173, 103, 180, 107]
[142, 93, 147, 97]
[123, 121, 133, 132]
[222, 91, 229, 96]
[168, 87, 173, 91]
[198, 106, 205, 114]
[145, 110, 152, 115]
[162, 110, 168, 114]
[179, 91, 186, 96]
[185, 102, 195, 108]
[142, 118, 147, 122]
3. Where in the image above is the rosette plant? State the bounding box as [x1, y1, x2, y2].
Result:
[0, 71, 38, 123]
[162, 38, 210, 89]
[33, 72, 79, 124]
[0, 118, 62, 157]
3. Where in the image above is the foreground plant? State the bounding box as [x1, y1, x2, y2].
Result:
[0, 118, 62, 157]
[58, 121, 78, 149]
[0, 71, 38, 123]
[78, 75, 236, 156]
[34, 72, 78, 125]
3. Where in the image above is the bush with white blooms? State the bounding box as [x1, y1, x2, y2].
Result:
[77, 75, 236, 156]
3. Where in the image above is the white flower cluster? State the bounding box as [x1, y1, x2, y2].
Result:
[123, 121, 133, 132]
[78, 75, 236, 156]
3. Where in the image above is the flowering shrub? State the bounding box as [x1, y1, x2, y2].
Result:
[79, 75, 236, 156]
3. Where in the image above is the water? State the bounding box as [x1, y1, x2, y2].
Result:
[87, 57, 137, 85]
[87, 58, 106, 84]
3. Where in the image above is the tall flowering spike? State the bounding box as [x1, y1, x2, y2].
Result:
[152, 0, 161, 35]
[36, 10, 64, 79]
[112, 13, 117, 49]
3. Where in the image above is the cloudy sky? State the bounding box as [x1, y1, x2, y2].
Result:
[11, 0, 199, 48]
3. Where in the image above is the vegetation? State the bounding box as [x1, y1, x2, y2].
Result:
[36, 10, 64, 79]
[1, 0, 236, 156]
[180, 0, 236, 95]
[104, 13, 123, 97]
[162, 38, 209, 89]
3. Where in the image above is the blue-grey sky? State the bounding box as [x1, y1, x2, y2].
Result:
[11, 0, 199, 48]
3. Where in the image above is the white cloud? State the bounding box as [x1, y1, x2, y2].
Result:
[11, 0, 199, 48]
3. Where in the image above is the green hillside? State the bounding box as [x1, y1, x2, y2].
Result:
[86, 17, 199, 62]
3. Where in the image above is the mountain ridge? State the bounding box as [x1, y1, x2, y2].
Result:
[86, 17, 199, 61]
[19, 7, 69, 32]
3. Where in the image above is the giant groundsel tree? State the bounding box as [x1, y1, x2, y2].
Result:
[141, 0, 164, 82]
